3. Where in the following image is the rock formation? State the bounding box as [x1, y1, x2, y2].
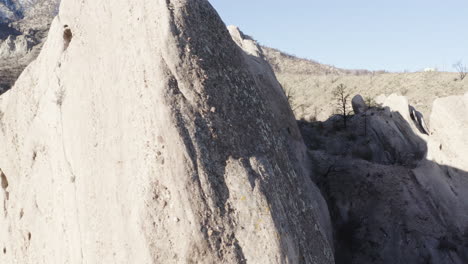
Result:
[427, 93, 468, 171]
[1, 0, 467, 263]
[300, 93, 468, 264]
[408, 105, 429, 135]
[0, 0, 333, 263]
[351, 94, 367, 114]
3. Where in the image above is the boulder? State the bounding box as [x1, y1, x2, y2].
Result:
[351, 94, 367, 114]
[377, 94, 429, 137]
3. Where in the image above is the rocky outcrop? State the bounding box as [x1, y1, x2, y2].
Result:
[300, 93, 468, 264]
[351, 94, 367, 114]
[427, 93, 468, 171]
[301, 94, 427, 166]
[376, 94, 430, 135]
[409, 105, 429, 135]
[0, 34, 34, 57]
[0, 0, 333, 263]
[262, 46, 372, 76]
[228, 25, 334, 250]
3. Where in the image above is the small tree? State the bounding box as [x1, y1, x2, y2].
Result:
[284, 85, 309, 117]
[364, 96, 377, 108]
[453, 61, 467, 80]
[333, 83, 351, 129]
[284, 85, 296, 105]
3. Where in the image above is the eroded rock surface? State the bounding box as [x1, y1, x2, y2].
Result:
[0, 0, 333, 263]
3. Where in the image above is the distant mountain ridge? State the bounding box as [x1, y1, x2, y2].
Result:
[0, 1, 19, 22]
[0, 0, 58, 24]
[262, 46, 374, 76]
[259, 43, 467, 122]
[0, 0, 38, 22]
[0, 0, 59, 93]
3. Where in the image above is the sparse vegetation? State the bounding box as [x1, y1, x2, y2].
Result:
[284, 85, 309, 117]
[333, 83, 351, 129]
[310, 106, 319, 122]
[364, 96, 381, 109]
[284, 84, 296, 105]
[400, 87, 409, 96]
[453, 60, 467, 81]
[265, 47, 468, 121]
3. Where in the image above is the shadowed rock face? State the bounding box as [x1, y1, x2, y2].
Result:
[0, 0, 333, 263]
[351, 94, 367, 114]
[300, 93, 468, 264]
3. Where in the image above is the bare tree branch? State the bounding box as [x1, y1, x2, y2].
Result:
[453, 61, 467, 81]
[332, 83, 351, 129]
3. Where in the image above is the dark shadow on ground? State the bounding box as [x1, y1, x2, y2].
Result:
[297, 107, 468, 264]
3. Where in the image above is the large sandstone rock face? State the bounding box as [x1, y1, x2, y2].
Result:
[0, 0, 333, 263]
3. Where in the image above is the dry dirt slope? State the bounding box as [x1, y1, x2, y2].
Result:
[262, 46, 468, 121]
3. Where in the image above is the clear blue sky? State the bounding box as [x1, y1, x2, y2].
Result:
[209, 0, 468, 72]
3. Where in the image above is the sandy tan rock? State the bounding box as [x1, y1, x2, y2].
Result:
[0, 0, 333, 263]
[427, 93, 468, 171]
